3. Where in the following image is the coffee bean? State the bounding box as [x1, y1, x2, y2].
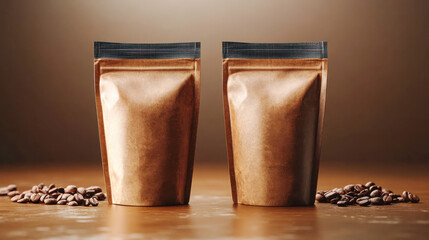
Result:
[357, 189, 369, 197]
[7, 184, 17, 192]
[84, 189, 96, 198]
[349, 197, 357, 205]
[77, 187, 86, 195]
[30, 193, 41, 203]
[66, 195, 75, 202]
[65, 185, 77, 194]
[44, 198, 57, 205]
[330, 197, 340, 204]
[74, 193, 84, 203]
[84, 199, 90, 206]
[365, 181, 375, 188]
[61, 193, 71, 200]
[56, 194, 63, 202]
[11, 195, 21, 202]
[87, 186, 102, 193]
[48, 187, 58, 194]
[89, 197, 99, 206]
[370, 190, 381, 198]
[68, 201, 78, 206]
[370, 197, 383, 205]
[57, 200, 67, 205]
[409, 194, 420, 203]
[369, 185, 379, 192]
[315, 193, 326, 202]
[94, 192, 106, 201]
[337, 200, 348, 207]
[31, 185, 39, 193]
[17, 197, 30, 203]
[7, 191, 20, 198]
[0, 188, 8, 196]
[344, 184, 355, 192]
[382, 188, 392, 194]
[325, 191, 340, 200]
[57, 187, 65, 193]
[40, 194, 48, 202]
[382, 195, 392, 204]
[402, 191, 410, 202]
[38, 183, 45, 189]
[48, 184, 55, 190]
[41, 186, 49, 194]
[354, 184, 365, 192]
[334, 188, 345, 195]
[358, 199, 370, 206]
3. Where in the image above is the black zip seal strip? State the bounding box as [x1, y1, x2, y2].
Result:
[94, 42, 200, 59]
[222, 41, 327, 59]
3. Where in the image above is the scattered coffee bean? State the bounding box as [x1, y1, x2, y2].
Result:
[65, 185, 77, 194]
[77, 187, 86, 195]
[11, 195, 21, 202]
[316, 181, 421, 207]
[7, 191, 20, 198]
[2, 183, 106, 207]
[17, 197, 30, 203]
[358, 199, 370, 206]
[44, 198, 57, 205]
[89, 197, 99, 206]
[409, 194, 420, 203]
[68, 201, 78, 206]
[30, 193, 41, 203]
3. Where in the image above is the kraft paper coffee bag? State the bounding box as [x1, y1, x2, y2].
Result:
[94, 42, 200, 206]
[222, 41, 328, 206]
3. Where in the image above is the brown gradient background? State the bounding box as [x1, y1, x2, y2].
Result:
[0, 0, 428, 171]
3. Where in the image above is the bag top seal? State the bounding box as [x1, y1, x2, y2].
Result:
[222, 41, 327, 59]
[94, 42, 200, 59]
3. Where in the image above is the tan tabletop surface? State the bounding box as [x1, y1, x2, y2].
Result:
[0, 164, 428, 240]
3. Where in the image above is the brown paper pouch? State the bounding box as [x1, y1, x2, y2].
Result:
[222, 41, 328, 206]
[94, 42, 200, 206]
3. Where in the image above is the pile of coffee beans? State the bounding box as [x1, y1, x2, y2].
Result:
[1, 183, 106, 207]
[316, 181, 420, 207]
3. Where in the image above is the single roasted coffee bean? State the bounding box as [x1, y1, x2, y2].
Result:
[0, 188, 8, 196]
[330, 197, 340, 204]
[66, 195, 75, 202]
[48, 187, 58, 194]
[7, 191, 20, 198]
[402, 191, 410, 202]
[370, 197, 383, 205]
[41, 186, 49, 193]
[48, 184, 55, 190]
[77, 187, 86, 195]
[84, 189, 96, 198]
[409, 193, 420, 203]
[84, 199, 90, 206]
[87, 186, 102, 193]
[315, 193, 326, 202]
[30, 193, 41, 203]
[68, 201, 78, 206]
[325, 191, 340, 200]
[11, 195, 21, 202]
[365, 181, 375, 188]
[56, 194, 63, 202]
[38, 183, 45, 189]
[337, 200, 348, 207]
[343, 184, 355, 192]
[17, 197, 30, 203]
[65, 185, 77, 194]
[44, 198, 57, 205]
[40, 194, 48, 202]
[61, 193, 71, 200]
[57, 200, 67, 205]
[89, 197, 99, 206]
[7, 184, 17, 192]
[358, 199, 371, 206]
[74, 193, 84, 203]
[354, 184, 365, 192]
[94, 193, 107, 201]
[382, 195, 393, 204]
[370, 190, 381, 198]
[357, 189, 369, 197]
[31, 185, 39, 193]
[57, 187, 65, 193]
